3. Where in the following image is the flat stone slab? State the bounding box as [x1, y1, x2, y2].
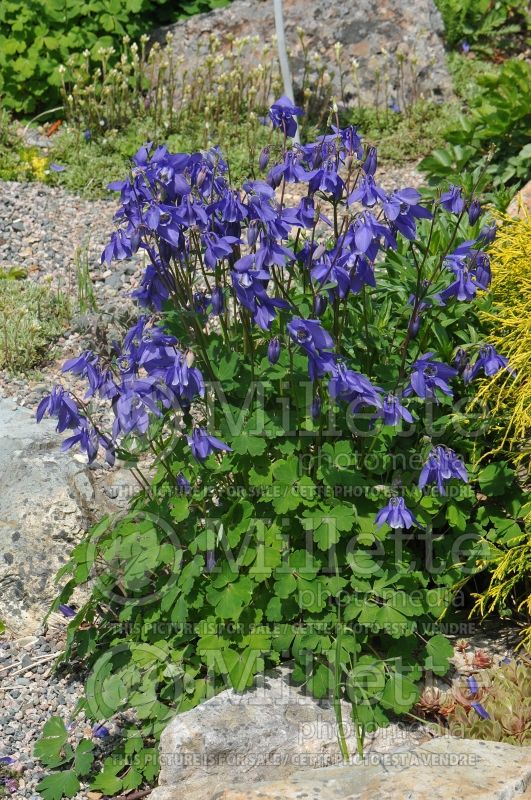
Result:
[0, 398, 94, 633]
[157, 0, 452, 108]
[151, 737, 531, 800]
[150, 667, 434, 800]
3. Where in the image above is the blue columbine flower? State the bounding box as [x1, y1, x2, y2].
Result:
[186, 427, 231, 463]
[464, 345, 511, 383]
[268, 95, 304, 138]
[404, 353, 458, 401]
[440, 185, 465, 214]
[329, 363, 382, 410]
[419, 446, 468, 494]
[36, 386, 81, 432]
[382, 394, 413, 426]
[92, 724, 110, 738]
[287, 317, 336, 379]
[375, 496, 418, 529]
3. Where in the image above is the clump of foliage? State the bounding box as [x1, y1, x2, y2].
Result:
[343, 101, 459, 165]
[0, 278, 70, 372]
[0, 0, 229, 114]
[31, 93, 531, 798]
[434, 0, 530, 55]
[417, 656, 530, 744]
[420, 59, 531, 197]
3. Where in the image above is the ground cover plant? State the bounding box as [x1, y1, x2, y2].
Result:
[31, 95, 531, 797]
[0, 275, 70, 372]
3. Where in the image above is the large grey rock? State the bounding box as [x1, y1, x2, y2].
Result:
[156, 0, 452, 108]
[0, 398, 95, 633]
[150, 667, 434, 800]
[153, 737, 531, 800]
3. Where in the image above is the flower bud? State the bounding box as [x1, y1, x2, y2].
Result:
[211, 286, 224, 315]
[268, 337, 281, 364]
[311, 396, 321, 421]
[468, 198, 481, 225]
[259, 147, 270, 171]
[410, 314, 421, 338]
[247, 220, 259, 247]
[313, 295, 327, 317]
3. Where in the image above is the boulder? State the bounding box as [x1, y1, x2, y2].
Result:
[507, 180, 531, 219]
[152, 736, 531, 800]
[156, 0, 452, 108]
[0, 398, 95, 633]
[150, 666, 434, 800]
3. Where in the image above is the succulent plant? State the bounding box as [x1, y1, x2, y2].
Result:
[417, 656, 530, 745]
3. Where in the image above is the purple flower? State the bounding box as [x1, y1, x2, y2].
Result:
[0, 757, 15, 766]
[348, 175, 386, 208]
[404, 353, 457, 401]
[83, 129, 91, 141]
[62, 419, 100, 463]
[308, 160, 345, 199]
[58, 604, 76, 618]
[478, 223, 496, 245]
[287, 317, 337, 380]
[419, 446, 468, 494]
[268, 337, 281, 365]
[440, 185, 465, 215]
[186, 427, 231, 463]
[36, 386, 81, 432]
[92, 724, 110, 738]
[329, 363, 382, 410]
[50, 163, 66, 172]
[467, 675, 479, 694]
[375, 496, 418, 529]
[460, 40, 471, 54]
[382, 394, 413, 426]
[269, 95, 303, 138]
[464, 345, 511, 383]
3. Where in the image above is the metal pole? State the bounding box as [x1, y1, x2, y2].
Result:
[273, 0, 300, 144]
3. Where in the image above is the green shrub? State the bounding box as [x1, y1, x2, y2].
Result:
[419, 59, 531, 196]
[434, 0, 529, 54]
[0, 0, 229, 114]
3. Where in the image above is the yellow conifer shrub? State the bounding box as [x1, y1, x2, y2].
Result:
[474, 209, 531, 472]
[472, 208, 531, 647]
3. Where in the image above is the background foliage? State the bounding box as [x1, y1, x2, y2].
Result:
[0, 0, 228, 113]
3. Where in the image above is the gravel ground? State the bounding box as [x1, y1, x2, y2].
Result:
[0, 623, 86, 798]
[0, 162, 425, 799]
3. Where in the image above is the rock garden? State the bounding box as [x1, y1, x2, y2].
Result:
[0, 0, 530, 798]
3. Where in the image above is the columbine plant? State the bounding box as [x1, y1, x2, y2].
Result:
[35, 97, 525, 796]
